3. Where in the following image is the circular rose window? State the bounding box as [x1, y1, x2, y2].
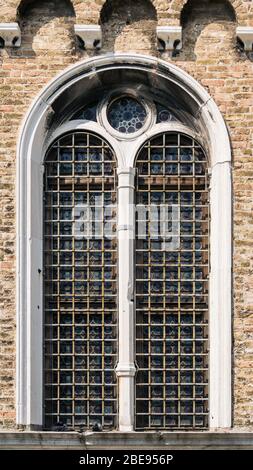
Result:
[107, 96, 147, 134]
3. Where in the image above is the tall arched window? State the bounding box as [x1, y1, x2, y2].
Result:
[135, 132, 209, 429]
[43, 132, 118, 430]
[17, 56, 232, 433]
[43, 100, 209, 431]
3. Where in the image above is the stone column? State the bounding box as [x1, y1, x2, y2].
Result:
[116, 167, 136, 431]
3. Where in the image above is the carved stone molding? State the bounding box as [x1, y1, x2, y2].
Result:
[236, 26, 253, 52]
[74, 24, 102, 50]
[0, 23, 21, 48]
[157, 26, 182, 52]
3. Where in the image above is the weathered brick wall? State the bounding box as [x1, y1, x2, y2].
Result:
[0, 0, 252, 430]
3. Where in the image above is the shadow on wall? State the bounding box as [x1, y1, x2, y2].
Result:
[180, 0, 237, 62]
[100, 0, 157, 54]
[12, 0, 76, 59]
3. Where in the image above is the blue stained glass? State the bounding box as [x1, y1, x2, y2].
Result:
[61, 401, 72, 414]
[156, 104, 177, 123]
[151, 371, 163, 383]
[181, 372, 193, 384]
[75, 403, 87, 414]
[151, 356, 163, 368]
[61, 372, 72, 383]
[166, 356, 178, 368]
[60, 149, 72, 161]
[166, 401, 178, 414]
[166, 415, 178, 426]
[105, 372, 114, 384]
[166, 385, 178, 397]
[75, 356, 86, 367]
[151, 416, 163, 426]
[72, 104, 97, 122]
[75, 386, 86, 397]
[151, 402, 163, 414]
[151, 342, 163, 354]
[61, 386, 72, 397]
[107, 97, 147, 134]
[181, 386, 193, 397]
[61, 342, 72, 354]
[152, 386, 163, 397]
[89, 372, 102, 384]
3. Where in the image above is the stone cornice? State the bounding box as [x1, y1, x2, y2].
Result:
[0, 431, 252, 450]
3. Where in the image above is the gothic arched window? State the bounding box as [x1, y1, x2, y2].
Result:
[44, 132, 118, 430]
[43, 94, 209, 431]
[17, 56, 232, 434]
[135, 132, 209, 429]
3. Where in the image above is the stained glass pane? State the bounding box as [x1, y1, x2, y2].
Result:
[135, 132, 209, 430]
[156, 103, 178, 124]
[107, 96, 147, 134]
[44, 131, 118, 431]
[71, 104, 97, 122]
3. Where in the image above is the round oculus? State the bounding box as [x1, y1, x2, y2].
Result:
[107, 96, 147, 134]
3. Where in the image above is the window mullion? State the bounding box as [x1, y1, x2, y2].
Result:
[116, 167, 136, 432]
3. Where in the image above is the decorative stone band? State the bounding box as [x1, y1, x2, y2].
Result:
[1, 22, 251, 55]
[74, 24, 102, 50]
[115, 364, 137, 377]
[0, 22, 21, 47]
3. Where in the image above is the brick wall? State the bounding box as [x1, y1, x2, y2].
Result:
[0, 0, 252, 430]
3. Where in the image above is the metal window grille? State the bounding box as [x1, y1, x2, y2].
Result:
[43, 131, 118, 431]
[135, 132, 209, 430]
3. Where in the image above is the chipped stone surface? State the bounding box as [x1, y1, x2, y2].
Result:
[0, 0, 252, 431]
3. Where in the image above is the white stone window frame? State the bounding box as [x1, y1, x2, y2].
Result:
[16, 54, 232, 431]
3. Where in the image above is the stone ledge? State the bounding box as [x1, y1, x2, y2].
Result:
[0, 23, 21, 47]
[74, 25, 102, 50]
[0, 431, 252, 450]
[236, 26, 253, 52]
[156, 26, 182, 52]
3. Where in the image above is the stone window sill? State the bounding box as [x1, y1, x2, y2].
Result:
[0, 430, 252, 450]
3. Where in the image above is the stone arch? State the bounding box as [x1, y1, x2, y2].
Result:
[71, 0, 161, 24]
[2, 0, 250, 25]
[180, 0, 237, 61]
[16, 53, 232, 429]
[173, 0, 251, 25]
[76, 0, 251, 26]
[17, 0, 75, 18]
[0, 0, 75, 22]
[100, 0, 157, 53]
[181, 0, 236, 22]
[16, 0, 76, 56]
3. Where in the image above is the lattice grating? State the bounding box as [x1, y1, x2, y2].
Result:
[43, 131, 118, 431]
[135, 132, 209, 430]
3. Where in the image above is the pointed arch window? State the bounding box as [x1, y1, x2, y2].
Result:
[135, 132, 209, 429]
[43, 132, 118, 430]
[17, 56, 232, 434]
[43, 112, 209, 431]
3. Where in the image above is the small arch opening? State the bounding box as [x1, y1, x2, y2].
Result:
[100, 0, 157, 53]
[17, 0, 75, 55]
[180, 0, 236, 61]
